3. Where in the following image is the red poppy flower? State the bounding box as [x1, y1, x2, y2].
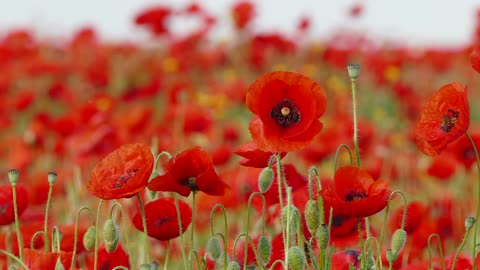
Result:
[234, 141, 286, 168]
[85, 244, 130, 269]
[22, 248, 73, 270]
[134, 6, 172, 36]
[246, 71, 327, 152]
[132, 197, 192, 241]
[415, 82, 469, 156]
[426, 154, 458, 180]
[388, 201, 426, 234]
[320, 166, 392, 218]
[0, 184, 28, 225]
[470, 46, 480, 74]
[331, 249, 361, 270]
[231, 1, 255, 30]
[447, 132, 480, 170]
[87, 143, 154, 200]
[148, 147, 228, 197]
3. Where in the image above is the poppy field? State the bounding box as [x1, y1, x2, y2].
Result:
[2, 2, 480, 270]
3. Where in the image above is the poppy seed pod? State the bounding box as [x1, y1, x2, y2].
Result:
[258, 167, 274, 193]
[304, 200, 320, 236]
[346, 64, 361, 79]
[48, 172, 58, 185]
[7, 169, 19, 185]
[316, 224, 329, 250]
[391, 229, 407, 255]
[257, 236, 271, 265]
[282, 204, 300, 235]
[227, 261, 240, 270]
[83, 225, 97, 251]
[465, 216, 476, 230]
[288, 246, 306, 270]
[206, 236, 222, 261]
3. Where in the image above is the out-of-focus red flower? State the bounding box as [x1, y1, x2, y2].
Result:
[470, 46, 480, 73]
[320, 166, 392, 218]
[148, 147, 228, 197]
[348, 3, 364, 18]
[22, 248, 72, 270]
[297, 16, 311, 32]
[231, 1, 255, 30]
[13, 89, 35, 111]
[87, 143, 154, 200]
[447, 132, 480, 170]
[85, 244, 130, 269]
[0, 184, 28, 225]
[134, 6, 172, 36]
[331, 249, 361, 269]
[234, 141, 286, 168]
[132, 197, 191, 241]
[210, 144, 233, 166]
[246, 71, 327, 152]
[389, 201, 426, 233]
[0, 221, 43, 257]
[426, 154, 458, 180]
[415, 82, 469, 156]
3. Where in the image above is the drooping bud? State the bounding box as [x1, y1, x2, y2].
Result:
[316, 224, 329, 250]
[391, 229, 407, 255]
[465, 216, 476, 230]
[48, 172, 57, 185]
[257, 235, 271, 265]
[288, 246, 306, 270]
[282, 204, 300, 235]
[346, 64, 360, 79]
[304, 200, 320, 236]
[55, 258, 65, 270]
[206, 236, 222, 261]
[385, 249, 397, 264]
[7, 169, 19, 185]
[258, 167, 274, 193]
[83, 225, 96, 251]
[103, 219, 119, 252]
[227, 261, 241, 270]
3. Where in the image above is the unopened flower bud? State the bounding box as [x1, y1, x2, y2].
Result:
[52, 226, 63, 252]
[282, 204, 300, 235]
[288, 246, 306, 270]
[227, 261, 241, 270]
[391, 229, 407, 255]
[347, 64, 361, 79]
[103, 219, 119, 252]
[257, 236, 271, 265]
[206, 236, 222, 260]
[55, 258, 65, 270]
[7, 169, 19, 185]
[386, 249, 397, 264]
[316, 224, 329, 250]
[258, 167, 274, 193]
[83, 226, 96, 251]
[465, 216, 476, 230]
[304, 200, 320, 236]
[48, 172, 57, 185]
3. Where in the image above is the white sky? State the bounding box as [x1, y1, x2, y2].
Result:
[1, 0, 479, 46]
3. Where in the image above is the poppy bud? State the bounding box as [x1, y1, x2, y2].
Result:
[83, 225, 96, 251]
[257, 235, 271, 265]
[227, 261, 241, 270]
[206, 236, 222, 261]
[385, 248, 397, 264]
[7, 169, 19, 185]
[316, 224, 329, 250]
[52, 226, 63, 252]
[282, 204, 300, 235]
[304, 200, 320, 235]
[391, 229, 407, 255]
[288, 246, 306, 270]
[55, 258, 65, 270]
[465, 216, 476, 230]
[48, 172, 57, 185]
[346, 64, 361, 79]
[258, 167, 274, 193]
[103, 219, 119, 252]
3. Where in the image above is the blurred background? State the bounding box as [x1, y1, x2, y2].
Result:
[1, 0, 479, 46]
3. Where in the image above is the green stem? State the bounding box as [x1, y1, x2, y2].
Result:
[451, 226, 472, 270]
[191, 191, 196, 250]
[93, 199, 104, 270]
[108, 202, 133, 267]
[210, 204, 229, 270]
[189, 250, 202, 270]
[163, 241, 171, 270]
[71, 206, 94, 270]
[284, 188, 292, 269]
[350, 76, 361, 168]
[427, 234, 445, 270]
[333, 144, 354, 172]
[173, 193, 188, 270]
[0, 250, 28, 269]
[466, 131, 480, 270]
[244, 192, 266, 269]
[44, 183, 54, 252]
[357, 218, 366, 270]
[11, 184, 23, 261]
[136, 193, 152, 264]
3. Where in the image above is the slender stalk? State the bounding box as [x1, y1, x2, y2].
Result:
[333, 144, 354, 172]
[274, 154, 288, 267]
[108, 202, 133, 267]
[173, 193, 188, 269]
[11, 184, 23, 261]
[451, 227, 471, 270]
[163, 241, 171, 270]
[71, 206, 94, 270]
[93, 199, 104, 270]
[349, 76, 361, 168]
[466, 131, 480, 270]
[136, 193, 152, 264]
[244, 192, 266, 269]
[427, 234, 446, 270]
[43, 183, 54, 252]
[0, 250, 28, 269]
[357, 218, 366, 270]
[191, 191, 197, 250]
[210, 204, 229, 269]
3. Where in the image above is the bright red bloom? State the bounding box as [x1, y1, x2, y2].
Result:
[330, 249, 361, 269]
[447, 132, 480, 170]
[470, 46, 480, 74]
[148, 147, 228, 197]
[85, 244, 130, 269]
[87, 143, 154, 200]
[246, 71, 327, 152]
[389, 201, 426, 234]
[231, 1, 255, 30]
[234, 141, 286, 168]
[132, 197, 191, 241]
[0, 184, 28, 225]
[134, 6, 172, 36]
[320, 166, 392, 218]
[415, 82, 469, 156]
[426, 154, 458, 180]
[22, 248, 72, 270]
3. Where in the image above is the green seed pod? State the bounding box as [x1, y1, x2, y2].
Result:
[346, 64, 361, 79]
[304, 200, 320, 236]
[391, 229, 407, 255]
[288, 246, 306, 270]
[258, 167, 274, 193]
[257, 235, 271, 265]
[316, 224, 329, 250]
[282, 204, 300, 235]
[206, 236, 222, 261]
[83, 225, 96, 251]
[105, 239, 119, 253]
[48, 172, 57, 185]
[103, 219, 119, 243]
[465, 216, 477, 230]
[7, 169, 19, 185]
[54, 258, 65, 270]
[227, 261, 241, 270]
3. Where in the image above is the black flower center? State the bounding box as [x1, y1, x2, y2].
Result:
[270, 98, 300, 128]
[179, 177, 199, 192]
[440, 109, 459, 133]
[345, 191, 368, 202]
[331, 215, 349, 227]
[114, 168, 139, 188]
[156, 216, 174, 227]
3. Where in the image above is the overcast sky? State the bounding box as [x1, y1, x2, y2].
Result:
[1, 0, 479, 46]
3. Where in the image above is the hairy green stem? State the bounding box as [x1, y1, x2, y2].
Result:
[136, 193, 151, 264]
[11, 184, 23, 261]
[466, 131, 480, 270]
[93, 199, 104, 270]
[173, 193, 188, 269]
